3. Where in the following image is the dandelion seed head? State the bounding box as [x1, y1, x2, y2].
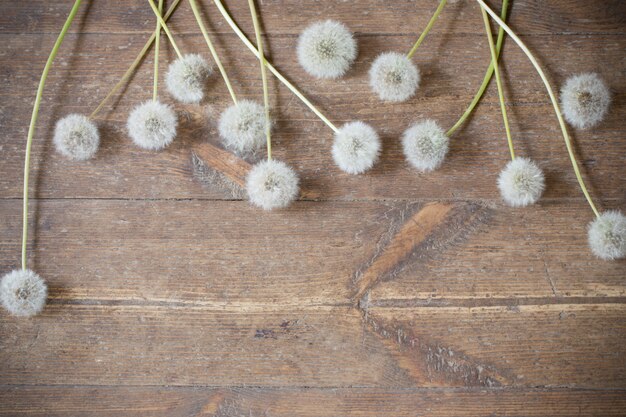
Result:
[246, 159, 299, 210]
[53, 114, 100, 161]
[166, 54, 213, 104]
[127, 100, 177, 151]
[332, 121, 380, 174]
[1, 269, 47, 317]
[369, 52, 420, 102]
[497, 157, 545, 207]
[561, 73, 611, 130]
[297, 20, 357, 79]
[218, 100, 270, 156]
[588, 210, 626, 260]
[402, 119, 449, 172]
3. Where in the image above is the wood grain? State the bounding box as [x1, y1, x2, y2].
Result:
[0, 0, 624, 415]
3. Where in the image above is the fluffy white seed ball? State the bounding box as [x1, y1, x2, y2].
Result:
[561, 73, 611, 130]
[166, 54, 213, 104]
[402, 119, 449, 172]
[369, 52, 420, 102]
[588, 210, 626, 260]
[0, 269, 47, 317]
[297, 20, 357, 79]
[127, 100, 178, 150]
[497, 157, 545, 207]
[218, 100, 270, 156]
[332, 121, 381, 174]
[53, 114, 100, 160]
[246, 159, 299, 210]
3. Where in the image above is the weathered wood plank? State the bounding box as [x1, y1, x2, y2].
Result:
[0, 303, 624, 387]
[1, 386, 625, 417]
[0, 32, 624, 200]
[1, 0, 624, 35]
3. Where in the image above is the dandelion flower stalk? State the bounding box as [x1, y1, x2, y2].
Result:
[481, 5, 514, 160]
[247, 0, 272, 160]
[147, 0, 183, 60]
[407, 0, 447, 59]
[446, 0, 508, 136]
[188, 0, 238, 104]
[89, 0, 182, 119]
[476, 0, 599, 217]
[22, 0, 82, 270]
[153, 0, 164, 102]
[213, 0, 338, 133]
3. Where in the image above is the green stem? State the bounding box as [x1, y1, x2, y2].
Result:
[247, 0, 272, 160]
[22, 0, 83, 270]
[188, 0, 238, 104]
[446, 0, 509, 136]
[153, 0, 163, 102]
[147, 0, 183, 59]
[213, 0, 338, 133]
[89, 0, 182, 119]
[481, 6, 514, 160]
[407, 0, 448, 59]
[476, 0, 600, 217]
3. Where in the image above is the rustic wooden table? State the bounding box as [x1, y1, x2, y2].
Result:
[0, 0, 625, 415]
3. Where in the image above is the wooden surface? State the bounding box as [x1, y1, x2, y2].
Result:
[0, 0, 625, 415]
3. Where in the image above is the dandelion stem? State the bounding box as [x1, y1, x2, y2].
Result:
[89, 0, 182, 119]
[22, 0, 83, 270]
[213, 0, 339, 133]
[481, 6, 514, 160]
[247, 0, 272, 160]
[147, 0, 183, 60]
[407, 0, 447, 59]
[153, 0, 163, 102]
[476, 0, 600, 217]
[446, 0, 508, 137]
[188, 0, 238, 104]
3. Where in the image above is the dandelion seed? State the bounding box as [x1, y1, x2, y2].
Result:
[218, 100, 270, 156]
[332, 121, 380, 174]
[497, 157, 545, 207]
[165, 53, 213, 104]
[246, 159, 299, 210]
[297, 20, 357, 79]
[402, 119, 449, 172]
[587, 210, 626, 260]
[561, 73, 611, 130]
[0, 269, 47, 317]
[369, 52, 420, 102]
[53, 114, 100, 161]
[127, 100, 177, 150]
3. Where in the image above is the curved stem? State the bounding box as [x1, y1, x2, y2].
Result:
[89, 0, 182, 119]
[407, 0, 448, 59]
[188, 0, 238, 104]
[153, 0, 163, 101]
[147, 0, 183, 59]
[446, 0, 508, 137]
[212, 0, 338, 133]
[476, 0, 600, 217]
[247, 0, 272, 160]
[481, 6, 514, 160]
[22, 0, 83, 270]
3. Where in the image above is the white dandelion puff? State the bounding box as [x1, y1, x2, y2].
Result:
[218, 100, 270, 156]
[53, 114, 100, 161]
[369, 52, 420, 102]
[127, 100, 178, 151]
[166, 53, 213, 104]
[588, 210, 626, 260]
[402, 119, 449, 172]
[561, 73, 611, 130]
[297, 20, 357, 79]
[497, 157, 545, 207]
[0, 269, 47, 317]
[332, 121, 381, 174]
[246, 159, 299, 210]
